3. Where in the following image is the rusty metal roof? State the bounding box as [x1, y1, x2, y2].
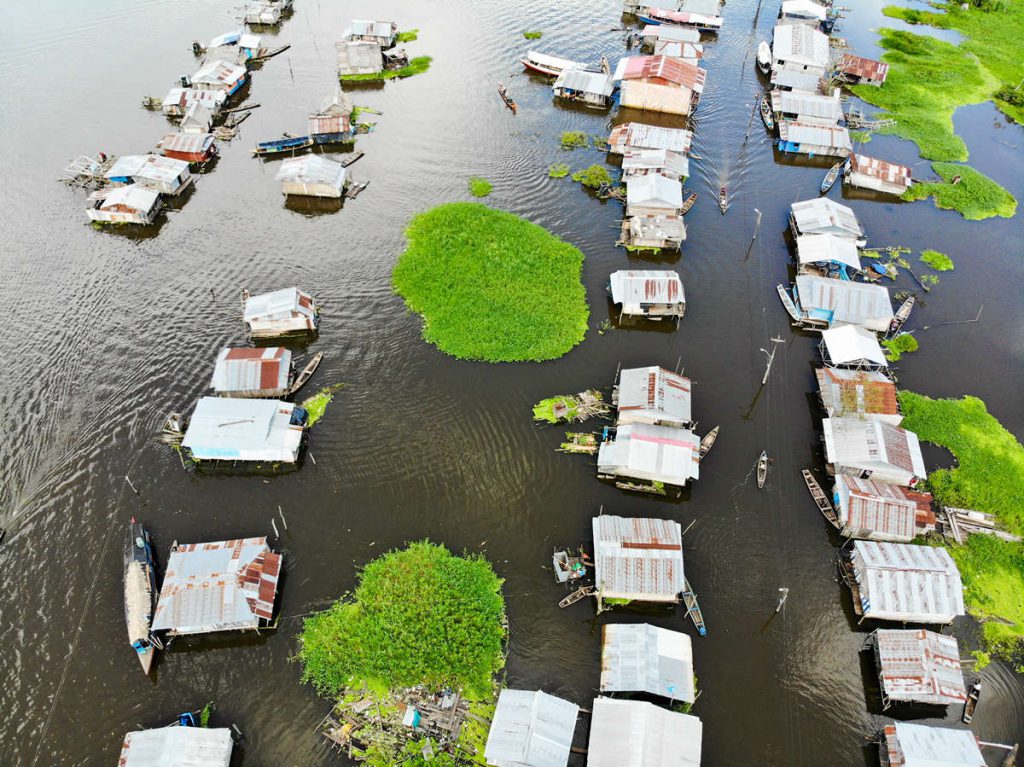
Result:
[159, 132, 216, 155]
[815, 367, 899, 419]
[839, 53, 889, 83]
[874, 629, 966, 704]
[615, 56, 706, 94]
[609, 270, 685, 309]
[850, 541, 964, 623]
[211, 346, 291, 394]
[191, 60, 246, 88]
[835, 475, 917, 541]
[600, 623, 695, 701]
[608, 122, 693, 154]
[616, 366, 691, 426]
[848, 153, 912, 184]
[592, 516, 684, 601]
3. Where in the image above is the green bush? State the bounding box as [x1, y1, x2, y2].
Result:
[571, 164, 612, 189]
[881, 333, 919, 361]
[903, 163, 1016, 220]
[548, 163, 570, 178]
[560, 131, 588, 149]
[468, 177, 493, 197]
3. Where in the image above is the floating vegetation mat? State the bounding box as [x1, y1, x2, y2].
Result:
[396, 29, 419, 43]
[301, 383, 345, 427]
[341, 56, 432, 81]
[548, 163, 570, 178]
[559, 131, 589, 149]
[558, 432, 598, 454]
[468, 177, 492, 197]
[522, 30, 543, 39]
[903, 163, 1017, 220]
[571, 164, 613, 189]
[881, 333, 919, 361]
[920, 249, 955, 271]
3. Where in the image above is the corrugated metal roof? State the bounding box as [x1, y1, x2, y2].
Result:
[771, 89, 843, 121]
[781, 0, 827, 19]
[94, 185, 161, 213]
[821, 325, 888, 366]
[211, 347, 291, 394]
[180, 397, 304, 462]
[815, 367, 899, 418]
[208, 30, 243, 48]
[620, 81, 693, 116]
[641, 24, 702, 44]
[770, 67, 823, 91]
[628, 215, 687, 243]
[609, 122, 693, 154]
[106, 155, 189, 185]
[191, 60, 246, 87]
[592, 516, 685, 601]
[839, 53, 889, 83]
[160, 132, 216, 155]
[244, 287, 316, 321]
[118, 726, 233, 767]
[791, 198, 864, 238]
[835, 475, 917, 540]
[779, 120, 853, 151]
[772, 23, 829, 67]
[151, 537, 282, 634]
[239, 33, 261, 49]
[848, 153, 912, 185]
[162, 87, 227, 114]
[883, 722, 985, 767]
[609, 271, 685, 309]
[552, 68, 615, 97]
[796, 275, 893, 331]
[678, 0, 724, 16]
[274, 155, 347, 188]
[601, 623, 694, 701]
[343, 19, 397, 40]
[796, 234, 861, 270]
[626, 174, 683, 210]
[336, 41, 383, 74]
[851, 541, 964, 623]
[621, 149, 690, 179]
[588, 698, 701, 767]
[616, 366, 691, 426]
[483, 689, 578, 767]
[652, 40, 703, 61]
[641, 7, 723, 29]
[615, 56, 706, 94]
[598, 423, 700, 486]
[823, 417, 926, 480]
[875, 629, 966, 704]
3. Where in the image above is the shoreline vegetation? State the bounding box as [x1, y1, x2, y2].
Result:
[901, 163, 1017, 220]
[899, 393, 1024, 661]
[392, 203, 589, 362]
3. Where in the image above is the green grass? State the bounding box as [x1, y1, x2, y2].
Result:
[468, 177, 493, 197]
[903, 162, 1017, 220]
[548, 163, 570, 178]
[301, 384, 344, 427]
[947, 535, 1024, 658]
[881, 332, 919, 361]
[920, 249, 955, 271]
[395, 29, 419, 43]
[392, 203, 588, 362]
[560, 131, 589, 149]
[297, 541, 506, 700]
[522, 30, 543, 39]
[571, 164, 612, 189]
[340, 55, 432, 81]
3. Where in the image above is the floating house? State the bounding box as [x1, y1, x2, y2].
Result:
[836, 53, 889, 86]
[591, 516, 685, 606]
[158, 133, 218, 164]
[105, 155, 192, 196]
[118, 726, 233, 767]
[243, 287, 319, 338]
[588, 698, 702, 767]
[815, 367, 901, 424]
[341, 19, 398, 48]
[620, 81, 693, 116]
[600, 623, 695, 702]
[634, 6, 723, 32]
[189, 60, 247, 96]
[615, 366, 692, 428]
[793, 275, 894, 332]
[880, 722, 985, 767]
[778, 120, 852, 158]
[621, 149, 690, 181]
[844, 153, 913, 196]
[483, 689, 579, 767]
[180, 101, 216, 135]
[819, 325, 889, 370]
[609, 270, 685, 320]
[790, 198, 865, 243]
[625, 175, 683, 218]
[770, 88, 843, 125]
[160, 87, 227, 117]
[640, 24, 701, 47]
[615, 55, 707, 110]
[771, 23, 830, 82]
[520, 50, 587, 77]
[181, 397, 306, 463]
[211, 347, 293, 398]
[823, 417, 926, 486]
[152, 537, 282, 635]
[86, 185, 162, 225]
[552, 69, 616, 107]
[244, 3, 281, 25]
[780, 0, 827, 24]
[846, 541, 964, 623]
[598, 423, 700, 488]
[275, 155, 348, 198]
[771, 67, 823, 92]
[872, 629, 967, 708]
[308, 91, 355, 143]
[622, 215, 687, 250]
[795, 234, 861, 276]
[608, 122, 693, 155]
[833, 475, 923, 541]
[336, 41, 383, 76]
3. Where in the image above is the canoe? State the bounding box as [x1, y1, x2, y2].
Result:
[887, 295, 915, 337]
[962, 682, 981, 724]
[253, 135, 314, 156]
[802, 469, 840, 529]
[124, 519, 159, 674]
[682, 577, 706, 636]
[559, 585, 595, 608]
[718, 186, 728, 214]
[759, 94, 775, 132]
[820, 161, 842, 194]
[497, 84, 518, 114]
[680, 191, 698, 215]
[287, 351, 324, 396]
[698, 425, 719, 461]
[776, 284, 800, 323]
[757, 41, 771, 74]
[756, 451, 768, 488]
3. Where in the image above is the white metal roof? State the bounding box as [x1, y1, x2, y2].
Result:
[791, 198, 863, 239]
[239, 33, 261, 49]
[779, 120, 853, 151]
[796, 275, 893, 331]
[208, 29, 242, 48]
[118, 726, 233, 767]
[274, 155, 347, 188]
[343, 19, 396, 39]
[772, 23, 829, 67]
[588, 698, 701, 767]
[553, 68, 615, 96]
[609, 122, 693, 154]
[244, 287, 316, 321]
[626, 174, 683, 210]
[781, 0, 827, 20]
[875, 629, 966, 704]
[622, 149, 691, 179]
[821, 324, 888, 366]
[592, 516, 685, 602]
[181, 397, 304, 462]
[851, 541, 964, 623]
[823, 417, 926, 481]
[483, 689, 578, 767]
[770, 67, 823, 91]
[641, 24, 702, 43]
[96, 184, 161, 212]
[796, 234, 862, 270]
[771, 89, 843, 121]
[598, 423, 700, 486]
[886, 722, 985, 767]
[617, 366, 692, 426]
[609, 271, 685, 309]
[601, 623, 695, 701]
[106, 154, 189, 185]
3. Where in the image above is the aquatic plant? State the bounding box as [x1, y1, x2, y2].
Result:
[920, 249, 954, 271]
[392, 202, 589, 362]
[971, 650, 991, 671]
[902, 162, 1016, 220]
[533, 396, 579, 423]
[881, 333, 919, 361]
[340, 56, 432, 82]
[301, 384, 345, 427]
[468, 176, 493, 197]
[548, 163, 570, 178]
[848, 130, 872, 144]
[571, 164, 613, 189]
[560, 131, 589, 149]
[297, 541, 506, 699]
[199, 702, 213, 728]
[591, 135, 609, 150]
[522, 30, 543, 39]
[395, 29, 419, 43]
[947, 535, 1024, 658]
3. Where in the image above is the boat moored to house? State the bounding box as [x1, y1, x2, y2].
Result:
[608, 122, 694, 155]
[836, 53, 889, 86]
[779, 0, 827, 25]
[188, 59, 248, 96]
[625, 174, 684, 217]
[793, 274, 894, 331]
[844, 153, 913, 196]
[86, 185, 162, 225]
[880, 722, 985, 767]
[336, 40, 384, 76]
[815, 367, 901, 423]
[822, 416, 926, 486]
[552, 69, 616, 107]
[341, 19, 398, 49]
[275, 155, 349, 198]
[819, 325, 889, 370]
[243, 287, 319, 338]
[124, 520, 159, 674]
[483, 689, 579, 767]
[211, 347, 293, 398]
[778, 120, 853, 158]
[157, 132, 219, 164]
[600, 623, 696, 702]
[614, 365, 693, 427]
[608, 270, 685, 320]
[118, 724, 234, 767]
[520, 50, 588, 77]
[588, 698, 702, 767]
[790, 197, 865, 243]
[180, 397, 307, 463]
[871, 629, 967, 708]
[105, 155, 193, 196]
[598, 422, 700, 488]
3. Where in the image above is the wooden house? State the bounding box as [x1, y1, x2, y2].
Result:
[608, 270, 685, 320]
[608, 122, 693, 155]
[86, 185, 161, 225]
[552, 69, 615, 107]
[105, 155, 192, 196]
[823, 417, 926, 486]
[181, 397, 306, 463]
[336, 41, 383, 76]
[341, 19, 398, 49]
[158, 133, 218, 164]
[243, 287, 319, 338]
[621, 215, 687, 251]
[625, 174, 683, 218]
[275, 155, 348, 198]
[210, 347, 293, 398]
[778, 120, 852, 158]
[836, 53, 889, 86]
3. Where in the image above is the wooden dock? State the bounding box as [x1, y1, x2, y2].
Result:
[802, 470, 840, 529]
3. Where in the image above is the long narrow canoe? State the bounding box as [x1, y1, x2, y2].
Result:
[802, 469, 840, 529]
[682, 577, 706, 636]
[759, 94, 775, 132]
[680, 191, 698, 215]
[698, 425, 719, 461]
[776, 284, 800, 323]
[253, 135, 314, 156]
[559, 585, 595, 608]
[887, 295, 915, 337]
[820, 161, 842, 194]
[756, 451, 768, 488]
[125, 519, 159, 674]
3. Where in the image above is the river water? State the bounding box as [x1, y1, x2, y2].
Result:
[0, 0, 1022, 764]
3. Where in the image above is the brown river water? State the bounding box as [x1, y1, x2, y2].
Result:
[0, 0, 1022, 764]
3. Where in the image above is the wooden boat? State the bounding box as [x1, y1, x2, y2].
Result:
[124, 519, 159, 674]
[553, 549, 589, 583]
[680, 191, 698, 215]
[756, 451, 768, 488]
[559, 585, 595, 608]
[718, 186, 728, 214]
[698, 426, 719, 462]
[759, 94, 775, 132]
[253, 135, 314, 157]
[802, 469, 840, 529]
[287, 352, 324, 397]
[338, 151, 365, 168]
[820, 161, 843, 194]
[558, 432, 599, 454]
[776, 284, 800, 323]
[345, 180, 370, 199]
[757, 41, 771, 75]
[887, 295, 915, 337]
[681, 577, 706, 636]
[962, 682, 981, 723]
[520, 50, 584, 77]
[497, 84, 518, 114]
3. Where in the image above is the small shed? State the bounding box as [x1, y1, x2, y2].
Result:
[837, 53, 889, 86]
[626, 174, 683, 218]
[873, 628, 967, 707]
[600, 623, 695, 702]
[780, 0, 827, 24]
[552, 69, 615, 107]
[608, 122, 693, 155]
[118, 726, 233, 767]
[309, 91, 355, 142]
[641, 24, 701, 46]
[190, 60, 247, 95]
[106, 155, 191, 196]
[341, 19, 398, 48]
[819, 325, 888, 370]
[844, 153, 913, 196]
[244, 3, 281, 25]
[848, 541, 965, 623]
[622, 215, 687, 250]
[483, 689, 578, 767]
[180, 102, 216, 134]
[833, 475, 919, 541]
[181, 397, 306, 463]
[778, 120, 853, 158]
[795, 275, 894, 331]
[815, 367, 901, 424]
[795, 234, 861, 275]
[823, 417, 926, 486]
[152, 537, 282, 635]
[771, 23, 829, 76]
[615, 366, 692, 427]
[621, 149, 690, 181]
[86, 185, 161, 225]
[771, 88, 843, 125]
[161, 87, 227, 117]
[790, 198, 864, 242]
[158, 133, 218, 164]
[275, 155, 348, 198]
[591, 515, 685, 604]
[336, 41, 383, 76]
[207, 29, 243, 49]
[881, 722, 985, 767]
[243, 287, 319, 337]
[211, 347, 293, 398]
[597, 423, 700, 488]
[588, 698, 702, 767]
[609, 270, 685, 320]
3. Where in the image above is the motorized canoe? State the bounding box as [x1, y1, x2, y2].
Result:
[887, 295, 915, 337]
[757, 41, 771, 74]
[820, 161, 843, 194]
[124, 519, 159, 674]
[962, 682, 981, 724]
[253, 135, 314, 157]
[759, 94, 775, 132]
[718, 186, 728, 214]
[756, 451, 769, 489]
[698, 425, 719, 461]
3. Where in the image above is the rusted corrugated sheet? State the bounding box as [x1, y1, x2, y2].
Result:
[815, 367, 899, 419]
[837, 475, 916, 540]
[211, 346, 291, 394]
[619, 56, 706, 94]
[592, 516, 684, 601]
[848, 153, 912, 184]
[851, 541, 964, 623]
[875, 629, 966, 704]
[839, 53, 889, 83]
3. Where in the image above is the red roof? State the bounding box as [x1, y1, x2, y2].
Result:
[848, 153, 912, 185]
[620, 56, 706, 93]
[839, 53, 889, 83]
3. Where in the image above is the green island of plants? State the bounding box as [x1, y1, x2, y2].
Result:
[560, 131, 589, 149]
[396, 29, 419, 43]
[920, 249, 955, 271]
[392, 202, 589, 362]
[902, 163, 1017, 220]
[571, 164, 613, 189]
[341, 56, 432, 82]
[899, 392, 1024, 659]
[301, 384, 345, 427]
[468, 176, 493, 197]
[548, 163, 571, 178]
[523, 30, 543, 39]
[881, 333, 919, 361]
